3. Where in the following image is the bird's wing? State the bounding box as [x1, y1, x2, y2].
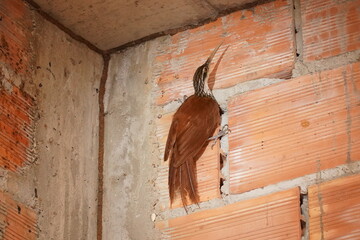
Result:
[169, 96, 220, 168]
[164, 120, 178, 162]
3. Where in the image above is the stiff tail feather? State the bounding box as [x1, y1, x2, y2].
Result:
[168, 156, 199, 211]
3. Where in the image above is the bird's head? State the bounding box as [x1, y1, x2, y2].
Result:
[193, 42, 222, 97]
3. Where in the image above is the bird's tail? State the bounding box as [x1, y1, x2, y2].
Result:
[169, 158, 199, 210]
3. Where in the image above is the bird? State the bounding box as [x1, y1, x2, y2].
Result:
[164, 42, 226, 211]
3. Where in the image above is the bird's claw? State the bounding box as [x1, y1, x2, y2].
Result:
[177, 95, 188, 104]
[208, 124, 231, 149]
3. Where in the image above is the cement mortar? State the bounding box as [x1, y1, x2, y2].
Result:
[293, 49, 360, 77]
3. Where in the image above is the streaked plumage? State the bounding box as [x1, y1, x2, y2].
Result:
[164, 43, 223, 208]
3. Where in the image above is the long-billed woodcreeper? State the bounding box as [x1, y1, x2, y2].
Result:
[164, 43, 224, 210]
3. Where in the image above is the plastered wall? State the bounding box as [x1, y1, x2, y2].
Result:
[103, 40, 162, 240]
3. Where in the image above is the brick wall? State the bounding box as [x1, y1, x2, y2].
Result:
[0, 0, 34, 75]
[154, 0, 360, 239]
[0, 191, 38, 240]
[0, 0, 36, 171]
[0, 83, 36, 173]
[0, 0, 38, 238]
[1, 0, 102, 239]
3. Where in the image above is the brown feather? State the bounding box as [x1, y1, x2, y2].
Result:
[165, 95, 220, 206]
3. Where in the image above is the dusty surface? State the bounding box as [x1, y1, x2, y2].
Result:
[31, 19, 102, 239]
[103, 39, 164, 240]
[1, 12, 103, 240]
[30, 0, 257, 50]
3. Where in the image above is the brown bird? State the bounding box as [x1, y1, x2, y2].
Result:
[164, 43, 225, 210]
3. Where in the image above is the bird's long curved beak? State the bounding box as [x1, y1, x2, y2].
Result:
[205, 41, 223, 65]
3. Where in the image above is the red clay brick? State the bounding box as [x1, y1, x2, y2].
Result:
[0, 191, 38, 240]
[156, 112, 220, 209]
[0, 82, 35, 172]
[308, 174, 360, 239]
[0, 0, 34, 74]
[228, 62, 360, 194]
[301, 0, 360, 61]
[156, 188, 301, 239]
[155, 0, 295, 105]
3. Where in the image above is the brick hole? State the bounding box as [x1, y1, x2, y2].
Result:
[17, 205, 21, 214]
[219, 177, 224, 191]
[219, 153, 227, 194]
[300, 193, 309, 238]
[219, 153, 225, 170]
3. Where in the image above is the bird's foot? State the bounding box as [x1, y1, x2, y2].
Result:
[208, 124, 231, 149]
[177, 95, 188, 104]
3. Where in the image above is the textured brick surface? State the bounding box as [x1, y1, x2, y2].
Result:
[301, 0, 360, 61]
[0, 191, 38, 240]
[0, 0, 34, 74]
[155, 0, 295, 105]
[0, 82, 35, 172]
[228, 62, 360, 194]
[308, 174, 360, 239]
[156, 113, 220, 209]
[156, 188, 301, 239]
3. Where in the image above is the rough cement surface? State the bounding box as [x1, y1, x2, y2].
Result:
[31, 19, 102, 240]
[31, 0, 257, 50]
[293, 49, 360, 77]
[3, 15, 103, 240]
[103, 38, 165, 240]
